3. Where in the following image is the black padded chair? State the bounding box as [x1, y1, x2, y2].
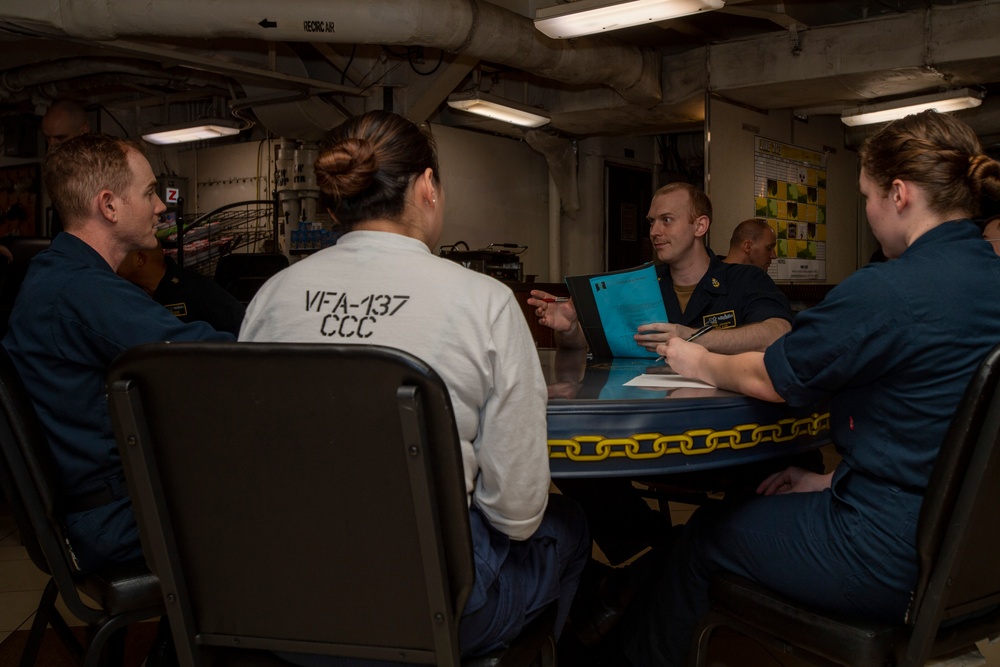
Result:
[0, 346, 163, 667]
[107, 342, 556, 667]
[212, 252, 288, 305]
[689, 341, 1000, 667]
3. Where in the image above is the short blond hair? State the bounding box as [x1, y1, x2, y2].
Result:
[652, 182, 712, 223]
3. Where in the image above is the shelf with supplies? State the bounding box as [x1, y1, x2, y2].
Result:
[157, 197, 279, 278]
[439, 241, 527, 282]
[290, 221, 339, 255]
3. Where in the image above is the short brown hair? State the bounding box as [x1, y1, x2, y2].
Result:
[729, 218, 771, 249]
[42, 133, 143, 227]
[652, 182, 712, 223]
[860, 110, 1000, 218]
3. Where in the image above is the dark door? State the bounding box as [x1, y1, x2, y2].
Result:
[606, 164, 653, 271]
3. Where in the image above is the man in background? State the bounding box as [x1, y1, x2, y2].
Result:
[117, 244, 245, 335]
[41, 99, 90, 150]
[723, 217, 777, 272]
[41, 100, 92, 236]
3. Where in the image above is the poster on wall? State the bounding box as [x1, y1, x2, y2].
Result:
[754, 137, 827, 281]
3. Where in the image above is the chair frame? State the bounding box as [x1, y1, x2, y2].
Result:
[0, 345, 163, 667]
[690, 341, 1000, 667]
[108, 341, 552, 667]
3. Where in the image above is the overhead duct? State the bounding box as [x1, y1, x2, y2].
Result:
[0, 57, 233, 97]
[0, 54, 348, 140]
[0, 0, 660, 106]
[235, 43, 349, 141]
[2, 73, 223, 105]
[525, 128, 579, 214]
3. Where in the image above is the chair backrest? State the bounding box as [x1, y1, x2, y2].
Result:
[0, 345, 78, 584]
[107, 342, 474, 666]
[905, 341, 1000, 660]
[212, 252, 288, 304]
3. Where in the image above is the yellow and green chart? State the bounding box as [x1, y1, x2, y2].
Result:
[754, 138, 827, 281]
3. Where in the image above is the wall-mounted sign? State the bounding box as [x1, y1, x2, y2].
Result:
[754, 138, 827, 281]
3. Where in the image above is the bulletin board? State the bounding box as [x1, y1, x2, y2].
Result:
[754, 137, 827, 281]
[0, 163, 41, 237]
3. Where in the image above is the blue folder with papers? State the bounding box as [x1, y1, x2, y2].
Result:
[564, 262, 668, 359]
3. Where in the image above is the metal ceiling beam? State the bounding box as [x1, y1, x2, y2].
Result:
[717, 5, 806, 29]
[706, 0, 1000, 110]
[400, 52, 479, 124]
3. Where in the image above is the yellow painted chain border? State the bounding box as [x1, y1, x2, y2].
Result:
[548, 412, 830, 461]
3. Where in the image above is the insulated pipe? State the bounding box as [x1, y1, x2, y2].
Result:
[548, 173, 561, 283]
[1, 74, 227, 104]
[293, 142, 320, 224]
[1, 0, 660, 106]
[275, 139, 300, 257]
[0, 57, 232, 96]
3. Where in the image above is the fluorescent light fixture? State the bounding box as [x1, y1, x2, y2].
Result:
[535, 0, 724, 39]
[841, 88, 985, 127]
[142, 119, 241, 145]
[446, 91, 551, 128]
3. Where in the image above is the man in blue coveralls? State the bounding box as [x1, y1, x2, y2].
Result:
[527, 183, 799, 650]
[530, 182, 792, 356]
[2, 133, 233, 573]
[529, 182, 796, 560]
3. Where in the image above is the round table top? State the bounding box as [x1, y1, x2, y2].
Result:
[539, 349, 830, 478]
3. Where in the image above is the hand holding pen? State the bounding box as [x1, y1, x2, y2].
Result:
[655, 324, 714, 363]
[527, 290, 577, 334]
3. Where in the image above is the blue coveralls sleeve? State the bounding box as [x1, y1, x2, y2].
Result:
[764, 265, 909, 408]
[50, 267, 232, 366]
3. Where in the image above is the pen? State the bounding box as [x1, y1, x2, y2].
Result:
[542, 297, 571, 303]
[655, 324, 715, 362]
[685, 324, 715, 342]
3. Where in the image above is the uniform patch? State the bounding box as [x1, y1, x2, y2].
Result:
[703, 310, 736, 328]
[165, 302, 188, 318]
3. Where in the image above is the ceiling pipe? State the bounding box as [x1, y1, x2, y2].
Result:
[0, 74, 230, 105]
[0, 0, 660, 106]
[0, 57, 235, 99]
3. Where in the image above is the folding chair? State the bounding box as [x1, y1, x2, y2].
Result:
[108, 342, 555, 667]
[689, 342, 1000, 666]
[0, 346, 162, 667]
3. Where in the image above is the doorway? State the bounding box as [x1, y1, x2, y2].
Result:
[606, 163, 652, 271]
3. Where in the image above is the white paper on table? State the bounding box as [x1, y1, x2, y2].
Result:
[623, 374, 716, 389]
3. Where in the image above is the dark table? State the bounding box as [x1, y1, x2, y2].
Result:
[540, 349, 831, 479]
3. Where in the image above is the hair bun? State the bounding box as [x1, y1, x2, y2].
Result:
[968, 154, 1000, 212]
[969, 154, 987, 173]
[314, 138, 378, 201]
